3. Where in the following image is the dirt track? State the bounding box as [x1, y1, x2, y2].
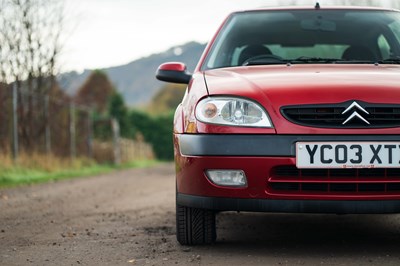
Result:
[1, 163, 400, 265]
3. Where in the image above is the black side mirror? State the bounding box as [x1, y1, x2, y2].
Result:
[156, 62, 192, 84]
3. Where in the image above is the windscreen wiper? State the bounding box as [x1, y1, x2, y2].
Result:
[290, 56, 341, 64]
[244, 56, 339, 66]
[292, 57, 380, 64]
[244, 56, 287, 66]
[244, 56, 382, 66]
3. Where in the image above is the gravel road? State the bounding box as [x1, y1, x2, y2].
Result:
[1, 163, 400, 265]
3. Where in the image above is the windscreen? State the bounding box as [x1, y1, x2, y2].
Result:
[203, 9, 400, 69]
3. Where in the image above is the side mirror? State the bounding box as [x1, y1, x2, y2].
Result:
[156, 62, 192, 84]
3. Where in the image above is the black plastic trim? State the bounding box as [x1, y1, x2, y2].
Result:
[281, 100, 400, 129]
[177, 193, 400, 214]
[178, 134, 400, 157]
[156, 69, 192, 84]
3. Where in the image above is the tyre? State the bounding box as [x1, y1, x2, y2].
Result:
[176, 204, 216, 245]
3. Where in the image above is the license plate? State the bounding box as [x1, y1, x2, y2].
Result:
[296, 142, 400, 169]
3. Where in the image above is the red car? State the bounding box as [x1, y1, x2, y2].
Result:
[156, 5, 400, 245]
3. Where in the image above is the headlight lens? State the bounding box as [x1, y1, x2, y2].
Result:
[196, 97, 273, 127]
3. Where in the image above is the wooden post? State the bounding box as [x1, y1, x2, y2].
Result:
[111, 118, 121, 165]
[87, 109, 93, 159]
[70, 102, 76, 159]
[45, 95, 51, 154]
[12, 83, 19, 162]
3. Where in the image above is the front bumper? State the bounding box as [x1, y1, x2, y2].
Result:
[175, 134, 400, 205]
[179, 134, 400, 157]
[177, 193, 400, 214]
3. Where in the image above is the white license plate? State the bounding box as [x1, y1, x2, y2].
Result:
[296, 142, 400, 169]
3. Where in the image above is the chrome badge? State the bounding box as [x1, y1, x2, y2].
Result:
[342, 101, 370, 125]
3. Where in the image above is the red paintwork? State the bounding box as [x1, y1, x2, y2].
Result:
[171, 7, 400, 203]
[202, 64, 400, 134]
[177, 64, 400, 135]
[159, 62, 187, 72]
[178, 73, 208, 133]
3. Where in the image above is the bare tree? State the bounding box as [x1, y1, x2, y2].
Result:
[0, 0, 66, 151]
[3, 0, 65, 89]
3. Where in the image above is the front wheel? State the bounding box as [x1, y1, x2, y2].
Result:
[176, 204, 216, 245]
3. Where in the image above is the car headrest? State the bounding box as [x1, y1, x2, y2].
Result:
[342, 46, 376, 61]
[238, 45, 272, 65]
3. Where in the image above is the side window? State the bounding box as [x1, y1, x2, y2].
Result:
[377, 35, 391, 60]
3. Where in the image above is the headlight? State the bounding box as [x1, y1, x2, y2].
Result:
[195, 97, 273, 127]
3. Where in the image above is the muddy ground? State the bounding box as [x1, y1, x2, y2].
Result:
[1, 163, 400, 265]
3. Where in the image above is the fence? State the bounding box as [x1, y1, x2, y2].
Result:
[0, 84, 89, 158]
[0, 84, 153, 164]
[93, 138, 154, 164]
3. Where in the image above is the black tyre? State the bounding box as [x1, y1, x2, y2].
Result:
[176, 204, 216, 245]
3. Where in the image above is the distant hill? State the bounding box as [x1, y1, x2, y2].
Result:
[58, 42, 206, 107]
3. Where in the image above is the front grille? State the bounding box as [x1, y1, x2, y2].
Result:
[269, 166, 400, 195]
[281, 101, 400, 128]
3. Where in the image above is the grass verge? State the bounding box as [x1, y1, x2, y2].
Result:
[0, 154, 158, 188]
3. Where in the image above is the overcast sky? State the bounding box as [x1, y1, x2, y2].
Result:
[62, 0, 393, 72]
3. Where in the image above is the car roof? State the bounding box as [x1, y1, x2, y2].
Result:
[233, 6, 398, 14]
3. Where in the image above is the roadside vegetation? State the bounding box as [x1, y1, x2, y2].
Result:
[0, 71, 184, 188]
[0, 153, 157, 187]
[0, 75, 182, 187]
[83, 71, 186, 161]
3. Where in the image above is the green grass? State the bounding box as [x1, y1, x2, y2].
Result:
[0, 160, 158, 188]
